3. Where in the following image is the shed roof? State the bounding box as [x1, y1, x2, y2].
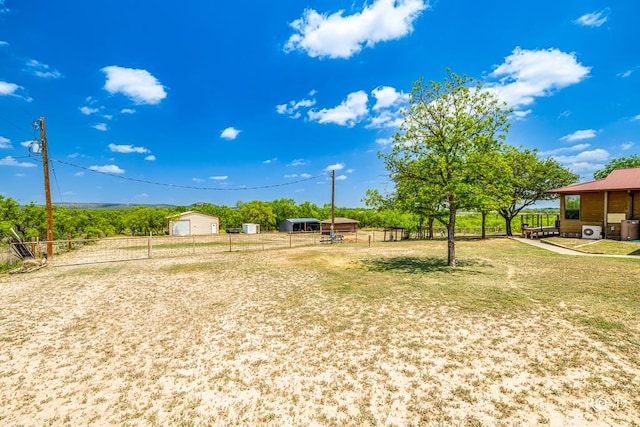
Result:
[284, 218, 321, 223]
[320, 217, 360, 224]
[548, 167, 640, 194]
[167, 211, 219, 220]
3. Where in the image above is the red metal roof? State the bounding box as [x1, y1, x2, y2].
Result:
[549, 167, 640, 193]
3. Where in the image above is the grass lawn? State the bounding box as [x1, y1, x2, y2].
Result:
[544, 237, 640, 256]
[1, 239, 639, 426]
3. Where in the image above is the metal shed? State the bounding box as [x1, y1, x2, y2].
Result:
[168, 211, 220, 236]
[279, 218, 321, 233]
[242, 223, 260, 234]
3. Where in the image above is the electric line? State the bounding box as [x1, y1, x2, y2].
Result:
[51, 158, 328, 191]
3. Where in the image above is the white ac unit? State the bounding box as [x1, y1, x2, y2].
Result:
[582, 225, 602, 240]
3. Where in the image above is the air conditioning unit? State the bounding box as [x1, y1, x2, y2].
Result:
[582, 225, 602, 240]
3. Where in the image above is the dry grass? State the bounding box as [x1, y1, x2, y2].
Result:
[545, 237, 640, 256]
[1, 239, 639, 426]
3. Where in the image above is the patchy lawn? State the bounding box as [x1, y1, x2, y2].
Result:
[545, 237, 640, 256]
[1, 239, 639, 426]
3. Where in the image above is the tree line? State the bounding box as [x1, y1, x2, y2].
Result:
[0, 196, 424, 241]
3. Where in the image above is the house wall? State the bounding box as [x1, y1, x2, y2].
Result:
[559, 192, 636, 238]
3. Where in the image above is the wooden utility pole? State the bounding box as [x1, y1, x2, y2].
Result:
[331, 169, 335, 238]
[35, 117, 53, 259]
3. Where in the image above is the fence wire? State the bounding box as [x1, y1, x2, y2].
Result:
[5, 226, 510, 267]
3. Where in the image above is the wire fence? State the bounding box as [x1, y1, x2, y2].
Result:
[5, 226, 511, 267]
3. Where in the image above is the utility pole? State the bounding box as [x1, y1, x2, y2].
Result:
[331, 169, 335, 238]
[34, 117, 53, 259]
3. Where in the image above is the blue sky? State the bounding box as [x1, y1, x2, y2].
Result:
[0, 0, 638, 208]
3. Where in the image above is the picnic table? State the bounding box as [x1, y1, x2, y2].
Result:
[522, 225, 559, 239]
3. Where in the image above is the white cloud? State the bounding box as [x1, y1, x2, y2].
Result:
[284, 174, 298, 178]
[25, 59, 63, 79]
[121, 108, 136, 114]
[220, 127, 241, 140]
[553, 148, 609, 164]
[372, 86, 406, 110]
[0, 136, 11, 149]
[574, 11, 608, 27]
[289, 159, 307, 166]
[0, 156, 36, 167]
[263, 157, 277, 164]
[487, 47, 591, 108]
[102, 65, 167, 105]
[0, 41, 8, 46]
[336, 174, 347, 181]
[621, 142, 634, 150]
[192, 177, 204, 183]
[89, 164, 125, 174]
[308, 90, 369, 126]
[300, 173, 312, 178]
[74, 171, 84, 177]
[324, 162, 345, 171]
[145, 155, 156, 161]
[0, 81, 19, 96]
[0, 1, 8, 13]
[617, 70, 633, 78]
[285, 0, 428, 59]
[93, 123, 108, 131]
[561, 129, 597, 142]
[512, 109, 532, 120]
[79, 106, 98, 115]
[366, 109, 404, 129]
[276, 94, 317, 117]
[103, 114, 113, 120]
[539, 143, 591, 156]
[346, 169, 354, 173]
[108, 143, 150, 154]
[632, 114, 640, 122]
[209, 175, 228, 180]
[376, 137, 394, 145]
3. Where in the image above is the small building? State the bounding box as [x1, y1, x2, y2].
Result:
[242, 223, 260, 234]
[320, 217, 360, 235]
[548, 167, 640, 239]
[168, 211, 220, 236]
[279, 218, 321, 233]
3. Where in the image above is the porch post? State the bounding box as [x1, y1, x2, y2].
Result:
[603, 191, 608, 239]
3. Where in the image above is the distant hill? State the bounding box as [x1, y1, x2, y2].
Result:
[53, 202, 178, 210]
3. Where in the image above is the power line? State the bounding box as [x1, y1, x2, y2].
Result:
[50, 157, 328, 191]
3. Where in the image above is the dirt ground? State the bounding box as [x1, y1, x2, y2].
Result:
[1, 242, 639, 426]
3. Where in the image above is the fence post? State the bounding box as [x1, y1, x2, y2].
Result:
[229, 234, 232, 252]
[68, 234, 72, 251]
[368, 235, 371, 248]
[148, 232, 153, 258]
[289, 234, 292, 248]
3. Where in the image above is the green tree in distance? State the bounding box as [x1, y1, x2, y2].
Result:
[593, 155, 640, 180]
[382, 70, 511, 266]
[497, 147, 578, 236]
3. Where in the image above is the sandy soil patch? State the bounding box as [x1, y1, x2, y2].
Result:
[1, 242, 638, 426]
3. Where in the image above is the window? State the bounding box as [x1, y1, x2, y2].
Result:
[565, 195, 580, 220]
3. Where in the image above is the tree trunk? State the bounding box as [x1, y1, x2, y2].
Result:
[447, 206, 456, 267]
[481, 211, 487, 239]
[505, 217, 512, 236]
[427, 217, 434, 239]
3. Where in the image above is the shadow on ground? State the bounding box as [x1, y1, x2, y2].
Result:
[361, 256, 490, 274]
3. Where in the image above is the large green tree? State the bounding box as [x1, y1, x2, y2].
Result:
[593, 155, 640, 180]
[497, 147, 578, 236]
[383, 70, 511, 266]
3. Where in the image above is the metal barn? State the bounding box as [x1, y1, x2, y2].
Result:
[279, 218, 321, 233]
[168, 211, 220, 236]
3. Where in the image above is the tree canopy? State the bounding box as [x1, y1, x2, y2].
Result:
[382, 70, 511, 267]
[593, 155, 640, 180]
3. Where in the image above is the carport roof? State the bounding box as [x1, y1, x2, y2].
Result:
[284, 218, 321, 223]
